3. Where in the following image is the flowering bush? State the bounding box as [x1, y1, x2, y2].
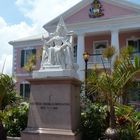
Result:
[2, 102, 29, 137]
[80, 97, 108, 140]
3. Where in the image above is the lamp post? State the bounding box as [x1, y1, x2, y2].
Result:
[83, 52, 89, 97]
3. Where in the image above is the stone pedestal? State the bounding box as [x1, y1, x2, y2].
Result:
[21, 77, 81, 140]
[33, 68, 79, 79]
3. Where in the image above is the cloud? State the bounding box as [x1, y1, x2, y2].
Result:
[15, 0, 81, 27]
[0, 17, 7, 28]
[0, 17, 44, 75]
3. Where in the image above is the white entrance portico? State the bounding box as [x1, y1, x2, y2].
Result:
[75, 27, 140, 80]
[42, 0, 140, 80]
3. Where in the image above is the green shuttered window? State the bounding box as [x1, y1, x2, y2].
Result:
[20, 49, 36, 67]
[20, 83, 30, 98]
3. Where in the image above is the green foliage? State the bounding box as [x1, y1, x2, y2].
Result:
[87, 47, 140, 128]
[0, 74, 16, 110]
[102, 46, 116, 60]
[115, 105, 140, 140]
[1, 92, 21, 111]
[2, 102, 29, 137]
[81, 101, 140, 140]
[87, 47, 140, 138]
[118, 124, 140, 140]
[0, 74, 19, 140]
[115, 104, 134, 117]
[80, 98, 108, 140]
[114, 46, 134, 68]
[24, 54, 36, 72]
[0, 74, 21, 111]
[120, 46, 134, 60]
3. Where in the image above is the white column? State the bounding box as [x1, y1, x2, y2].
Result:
[77, 33, 85, 81]
[111, 29, 119, 66]
[111, 29, 119, 53]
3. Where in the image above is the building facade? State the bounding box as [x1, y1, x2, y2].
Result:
[9, 0, 140, 98]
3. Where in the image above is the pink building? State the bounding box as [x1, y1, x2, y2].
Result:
[9, 0, 140, 98]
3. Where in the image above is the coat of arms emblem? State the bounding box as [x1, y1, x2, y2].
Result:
[89, 0, 104, 18]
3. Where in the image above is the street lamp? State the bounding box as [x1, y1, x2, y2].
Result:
[83, 52, 90, 97]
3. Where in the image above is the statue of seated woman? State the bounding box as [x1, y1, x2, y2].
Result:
[40, 16, 78, 71]
[41, 35, 74, 70]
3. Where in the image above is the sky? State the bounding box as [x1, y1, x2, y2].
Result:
[0, 0, 140, 75]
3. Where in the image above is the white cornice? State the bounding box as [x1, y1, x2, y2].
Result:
[45, 15, 140, 35]
[15, 73, 32, 77]
[9, 39, 44, 48]
[9, 33, 48, 47]
[108, 0, 140, 11]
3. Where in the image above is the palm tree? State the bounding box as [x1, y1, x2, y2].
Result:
[0, 74, 18, 140]
[113, 46, 135, 104]
[87, 47, 140, 137]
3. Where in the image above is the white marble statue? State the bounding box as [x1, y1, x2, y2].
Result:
[41, 17, 76, 70]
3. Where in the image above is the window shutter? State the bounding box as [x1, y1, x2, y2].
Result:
[32, 49, 36, 55]
[138, 40, 140, 52]
[21, 50, 25, 67]
[32, 49, 36, 64]
[25, 84, 30, 98]
[20, 84, 23, 96]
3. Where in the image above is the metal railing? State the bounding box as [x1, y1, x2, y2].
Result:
[86, 53, 110, 69]
[74, 52, 140, 68]
[131, 52, 140, 60]
[87, 52, 140, 67]
[88, 53, 108, 64]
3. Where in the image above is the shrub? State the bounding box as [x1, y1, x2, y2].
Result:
[115, 105, 140, 140]
[2, 102, 29, 137]
[80, 98, 108, 140]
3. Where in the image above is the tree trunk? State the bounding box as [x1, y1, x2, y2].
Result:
[109, 101, 116, 128]
[105, 101, 119, 140]
[0, 121, 6, 140]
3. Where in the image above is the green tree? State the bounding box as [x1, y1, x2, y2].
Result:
[0, 74, 19, 140]
[87, 47, 140, 134]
